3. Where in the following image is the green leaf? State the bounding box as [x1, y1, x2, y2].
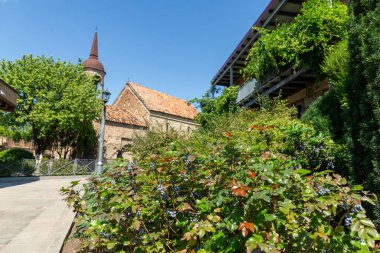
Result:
[360, 218, 376, 228]
[366, 227, 379, 238]
[367, 237, 375, 248]
[70, 180, 80, 187]
[155, 241, 164, 249]
[352, 185, 364, 191]
[198, 228, 206, 238]
[264, 214, 276, 221]
[246, 237, 258, 252]
[107, 242, 116, 250]
[294, 169, 311, 176]
[358, 227, 367, 239]
[351, 219, 361, 232]
[361, 196, 376, 206]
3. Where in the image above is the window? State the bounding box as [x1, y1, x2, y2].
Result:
[121, 137, 132, 146]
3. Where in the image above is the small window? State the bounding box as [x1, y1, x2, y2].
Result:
[121, 137, 132, 146]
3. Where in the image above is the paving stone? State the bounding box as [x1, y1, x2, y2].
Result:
[0, 176, 87, 253]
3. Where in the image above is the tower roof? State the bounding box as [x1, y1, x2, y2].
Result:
[89, 31, 99, 59]
[83, 32, 106, 78]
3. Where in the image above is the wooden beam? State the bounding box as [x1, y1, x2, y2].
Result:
[243, 68, 307, 107]
[229, 66, 234, 86]
[286, 0, 304, 4]
[277, 10, 299, 17]
[212, 0, 288, 86]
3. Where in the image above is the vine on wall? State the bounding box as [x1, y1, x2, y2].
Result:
[243, 0, 348, 81]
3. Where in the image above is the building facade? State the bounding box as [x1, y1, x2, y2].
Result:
[0, 79, 17, 112]
[101, 81, 198, 159]
[211, 0, 330, 116]
[82, 32, 198, 160]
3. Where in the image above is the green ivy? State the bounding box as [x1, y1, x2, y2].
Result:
[243, 0, 348, 81]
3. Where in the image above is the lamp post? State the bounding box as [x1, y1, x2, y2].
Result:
[96, 87, 111, 176]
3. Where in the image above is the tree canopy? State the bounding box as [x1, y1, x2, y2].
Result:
[190, 86, 239, 129]
[0, 55, 101, 158]
[347, 0, 380, 227]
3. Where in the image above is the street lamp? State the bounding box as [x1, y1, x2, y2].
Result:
[96, 88, 111, 176]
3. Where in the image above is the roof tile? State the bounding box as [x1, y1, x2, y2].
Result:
[128, 82, 198, 120]
[106, 105, 146, 127]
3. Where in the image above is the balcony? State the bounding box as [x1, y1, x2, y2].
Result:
[236, 79, 258, 105]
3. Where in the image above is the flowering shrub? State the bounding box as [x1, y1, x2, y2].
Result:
[62, 103, 379, 252]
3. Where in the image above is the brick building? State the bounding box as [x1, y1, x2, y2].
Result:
[100, 82, 198, 159]
[83, 32, 198, 159]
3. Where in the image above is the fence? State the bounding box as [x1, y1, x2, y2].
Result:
[0, 159, 115, 177]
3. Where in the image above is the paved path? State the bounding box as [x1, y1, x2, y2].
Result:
[0, 176, 87, 253]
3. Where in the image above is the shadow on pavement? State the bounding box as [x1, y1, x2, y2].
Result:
[0, 177, 40, 189]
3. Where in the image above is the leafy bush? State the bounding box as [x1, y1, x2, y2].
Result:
[131, 130, 185, 160]
[302, 40, 349, 141]
[301, 40, 351, 178]
[62, 102, 379, 252]
[0, 148, 34, 162]
[0, 148, 34, 176]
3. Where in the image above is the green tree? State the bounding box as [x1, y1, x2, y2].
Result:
[347, 0, 380, 227]
[190, 86, 239, 129]
[0, 55, 101, 159]
[300, 40, 351, 179]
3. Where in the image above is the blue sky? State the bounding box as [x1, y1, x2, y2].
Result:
[0, 0, 270, 103]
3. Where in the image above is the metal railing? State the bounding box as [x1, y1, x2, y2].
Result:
[0, 159, 109, 177]
[236, 78, 258, 104]
[0, 160, 35, 177]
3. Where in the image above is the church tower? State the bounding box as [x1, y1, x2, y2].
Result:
[83, 32, 106, 85]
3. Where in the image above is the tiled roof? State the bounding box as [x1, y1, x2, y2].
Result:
[106, 105, 146, 127]
[128, 82, 198, 120]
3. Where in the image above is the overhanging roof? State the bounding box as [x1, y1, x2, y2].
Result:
[211, 0, 305, 87]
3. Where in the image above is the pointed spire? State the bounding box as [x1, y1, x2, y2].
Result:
[89, 32, 99, 59]
[83, 31, 106, 84]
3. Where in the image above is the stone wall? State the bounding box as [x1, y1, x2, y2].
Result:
[95, 121, 146, 159]
[0, 137, 35, 154]
[149, 112, 198, 133]
[113, 86, 149, 122]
